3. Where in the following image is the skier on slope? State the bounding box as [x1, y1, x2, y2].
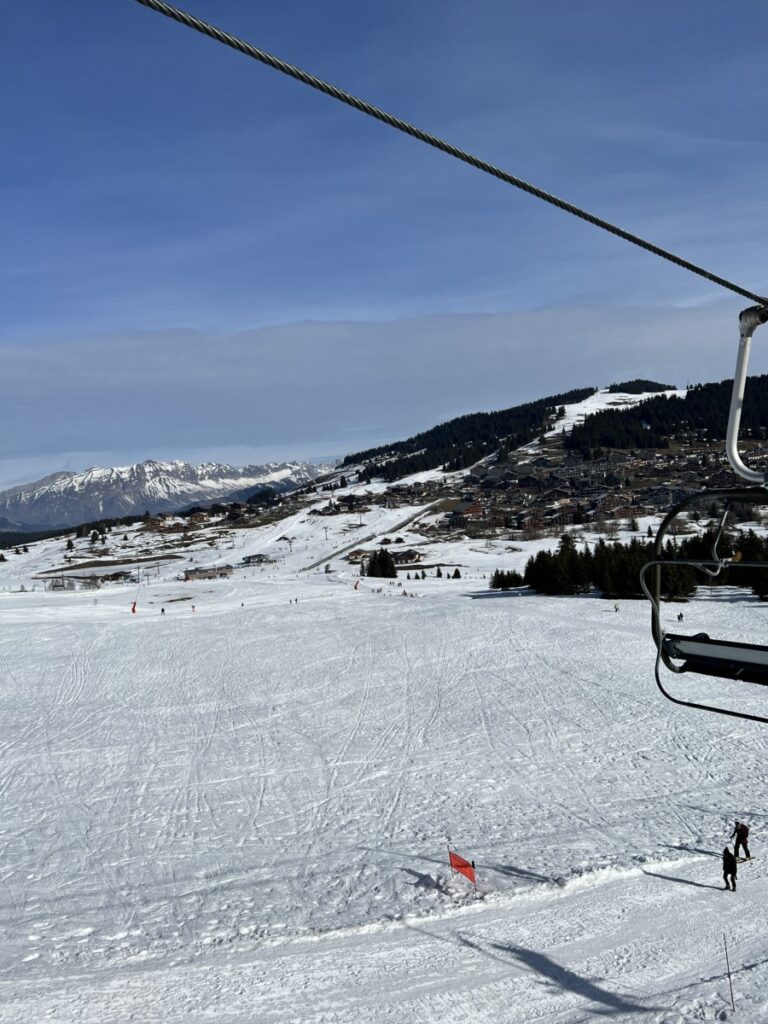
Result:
[731, 820, 751, 860]
[722, 846, 738, 891]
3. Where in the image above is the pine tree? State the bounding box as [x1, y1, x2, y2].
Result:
[366, 548, 397, 578]
[452, 568, 461, 579]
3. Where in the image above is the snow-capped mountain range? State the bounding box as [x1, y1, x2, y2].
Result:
[0, 460, 326, 530]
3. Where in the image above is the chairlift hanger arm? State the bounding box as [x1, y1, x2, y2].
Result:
[726, 306, 768, 484]
[652, 660, 768, 725]
[647, 486, 768, 647]
[644, 485, 768, 724]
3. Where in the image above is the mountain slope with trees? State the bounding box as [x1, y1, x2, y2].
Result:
[567, 375, 768, 452]
[344, 386, 596, 480]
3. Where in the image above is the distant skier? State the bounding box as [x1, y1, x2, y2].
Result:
[722, 846, 737, 891]
[160, 607, 165, 615]
[731, 820, 751, 860]
[131, 601, 137, 614]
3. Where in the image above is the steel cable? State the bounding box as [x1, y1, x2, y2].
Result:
[133, 0, 767, 306]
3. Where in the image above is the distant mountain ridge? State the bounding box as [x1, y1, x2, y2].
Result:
[0, 460, 325, 530]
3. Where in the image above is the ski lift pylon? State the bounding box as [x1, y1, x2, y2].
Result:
[641, 305, 768, 722]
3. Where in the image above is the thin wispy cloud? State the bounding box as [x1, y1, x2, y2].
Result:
[2, 1, 767, 486]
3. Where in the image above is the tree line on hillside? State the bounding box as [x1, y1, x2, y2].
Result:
[0, 528, 65, 550]
[517, 529, 768, 599]
[567, 375, 768, 453]
[490, 569, 525, 590]
[607, 379, 675, 394]
[344, 387, 596, 479]
[361, 439, 496, 483]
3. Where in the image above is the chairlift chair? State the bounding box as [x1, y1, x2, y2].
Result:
[641, 305, 768, 722]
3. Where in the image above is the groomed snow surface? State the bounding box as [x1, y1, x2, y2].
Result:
[1, 499, 767, 1022]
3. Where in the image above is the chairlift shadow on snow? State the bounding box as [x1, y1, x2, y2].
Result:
[464, 589, 530, 600]
[660, 843, 719, 858]
[486, 862, 554, 884]
[359, 846, 551, 889]
[485, 940, 658, 1015]
[681, 801, 768, 825]
[399, 867, 450, 894]
[395, 920, 657, 1014]
[399, 917, 659, 1011]
[455, 932, 657, 1015]
[641, 868, 722, 891]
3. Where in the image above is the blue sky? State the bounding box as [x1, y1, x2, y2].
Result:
[2, 1, 768, 488]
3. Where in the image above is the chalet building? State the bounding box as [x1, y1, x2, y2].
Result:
[541, 487, 572, 502]
[184, 564, 234, 581]
[392, 548, 422, 564]
[545, 509, 575, 528]
[611, 505, 637, 520]
[243, 554, 274, 566]
[451, 501, 485, 521]
[518, 510, 545, 529]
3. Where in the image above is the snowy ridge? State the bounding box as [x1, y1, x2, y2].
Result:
[0, 459, 326, 528]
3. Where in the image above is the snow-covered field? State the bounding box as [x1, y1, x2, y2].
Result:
[1, 497, 767, 1022]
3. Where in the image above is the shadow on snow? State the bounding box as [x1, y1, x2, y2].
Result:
[641, 868, 722, 891]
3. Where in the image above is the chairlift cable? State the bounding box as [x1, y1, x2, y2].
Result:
[132, 0, 767, 307]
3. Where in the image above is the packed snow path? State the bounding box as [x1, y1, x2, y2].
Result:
[1, 575, 767, 1021]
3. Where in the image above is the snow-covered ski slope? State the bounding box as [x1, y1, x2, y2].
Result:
[5, 571, 768, 1023]
[2, 464, 768, 1020]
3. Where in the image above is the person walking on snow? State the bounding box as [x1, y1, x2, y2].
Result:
[731, 820, 751, 860]
[723, 846, 738, 890]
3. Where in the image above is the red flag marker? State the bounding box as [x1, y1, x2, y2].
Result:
[448, 848, 476, 889]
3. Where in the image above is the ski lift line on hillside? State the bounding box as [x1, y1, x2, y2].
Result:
[641, 306, 768, 723]
[131, 0, 768, 306]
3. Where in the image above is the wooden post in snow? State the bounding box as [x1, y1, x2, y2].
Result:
[724, 933, 735, 1012]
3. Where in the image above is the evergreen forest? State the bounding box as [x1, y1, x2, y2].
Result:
[344, 387, 596, 481]
[567, 375, 768, 453]
[519, 528, 768, 600]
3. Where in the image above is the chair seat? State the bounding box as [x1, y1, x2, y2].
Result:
[663, 632, 768, 686]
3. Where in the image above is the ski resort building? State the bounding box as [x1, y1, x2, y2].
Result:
[183, 564, 234, 581]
